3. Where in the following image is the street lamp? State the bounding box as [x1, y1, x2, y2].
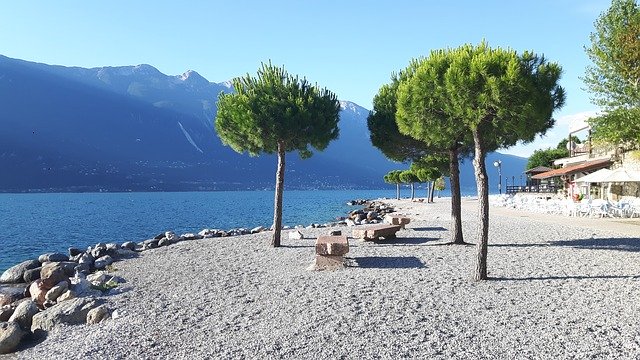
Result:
[493, 160, 502, 194]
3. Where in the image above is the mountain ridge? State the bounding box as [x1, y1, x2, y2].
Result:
[0, 55, 528, 193]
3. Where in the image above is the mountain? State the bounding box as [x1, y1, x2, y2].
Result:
[0, 55, 527, 193]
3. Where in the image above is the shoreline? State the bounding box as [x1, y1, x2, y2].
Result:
[3, 197, 640, 358]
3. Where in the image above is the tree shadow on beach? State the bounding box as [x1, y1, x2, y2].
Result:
[365, 237, 440, 247]
[493, 274, 640, 281]
[281, 244, 314, 249]
[411, 226, 448, 232]
[490, 243, 550, 248]
[549, 237, 640, 252]
[350, 256, 425, 269]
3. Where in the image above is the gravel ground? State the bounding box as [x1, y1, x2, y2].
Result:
[5, 197, 640, 359]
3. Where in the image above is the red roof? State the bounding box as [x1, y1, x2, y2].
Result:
[531, 159, 612, 180]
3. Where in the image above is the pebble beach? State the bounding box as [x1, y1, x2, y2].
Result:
[5, 197, 640, 359]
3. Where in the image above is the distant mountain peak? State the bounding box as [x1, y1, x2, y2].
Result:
[177, 70, 209, 86]
[339, 100, 369, 116]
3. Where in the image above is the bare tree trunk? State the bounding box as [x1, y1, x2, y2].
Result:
[472, 129, 489, 281]
[428, 181, 435, 203]
[426, 182, 430, 199]
[410, 183, 415, 200]
[449, 148, 464, 244]
[396, 184, 400, 200]
[271, 140, 285, 247]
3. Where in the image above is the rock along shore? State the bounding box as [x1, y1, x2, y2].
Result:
[2, 197, 640, 359]
[0, 199, 392, 355]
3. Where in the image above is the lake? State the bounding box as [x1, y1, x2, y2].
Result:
[1, 189, 453, 272]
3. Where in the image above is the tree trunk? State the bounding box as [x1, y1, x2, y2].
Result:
[472, 129, 489, 281]
[449, 148, 464, 244]
[426, 182, 430, 199]
[396, 184, 400, 200]
[428, 181, 435, 203]
[410, 183, 415, 201]
[271, 140, 286, 247]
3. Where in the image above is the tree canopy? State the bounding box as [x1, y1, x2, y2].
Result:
[526, 148, 568, 169]
[367, 72, 431, 162]
[585, 0, 640, 145]
[585, 0, 640, 108]
[397, 42, 565, 280]
[216, 62, 340, 159]
[215, 62, 340, 246]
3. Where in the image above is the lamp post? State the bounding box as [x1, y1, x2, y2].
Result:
[493, 160, 502, 194]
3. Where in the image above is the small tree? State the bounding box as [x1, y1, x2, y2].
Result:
[399, 170, 420, 201]
[526, 148, 568, 169]
[399, 43, 565, 281]
[434, 176, 446, 197]
[215, 62, 340, 247]
[384, 170, 403, 199]
[584, 0, 640, 145]
[393, 57, 475, 245]
[411, 155, 448, 202]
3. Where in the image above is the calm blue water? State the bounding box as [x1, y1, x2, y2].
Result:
[1, 189, 447, 272]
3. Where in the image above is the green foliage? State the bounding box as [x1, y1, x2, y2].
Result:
[584, 0, 640, 108]
[383, 170, 403, 184]
[399, 170, 419, 184]
[584, 0, 640, 145]
[434, 176, 446, 191]
[398, 42, 564, 151]
[588, 107, 640, 145]
[91, 280, 119, 293]
[215, 61, 341, 158]
[367, 72, 432, 162]
[410, 155, 448, 182]
[527, 148, 567, 169]
[556, 135, 582, 150]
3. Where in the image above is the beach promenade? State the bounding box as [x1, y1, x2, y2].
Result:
[7, 198, 640, 359]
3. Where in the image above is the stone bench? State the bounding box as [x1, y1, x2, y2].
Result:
[352, 224, 401, 241]
[384, 215, 410, 229]
[313, 235, 349, 270]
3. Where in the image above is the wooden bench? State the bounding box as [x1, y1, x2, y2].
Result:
[352, 224, 401, 241]
[384, 215, 410, 229]
[313, 235, 349, 270]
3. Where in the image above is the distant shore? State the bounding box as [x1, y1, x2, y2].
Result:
[8, 197, 640, 359]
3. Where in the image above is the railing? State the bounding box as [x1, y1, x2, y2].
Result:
[506, 184, 559, 194]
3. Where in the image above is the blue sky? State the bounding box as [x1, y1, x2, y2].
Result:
[0, 0, 612, 157]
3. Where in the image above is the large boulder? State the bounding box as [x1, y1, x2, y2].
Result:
[56, 290, 76, 303]
[86, 305, 110, 325]
[31, 297, 103, 333]
[8, 300, 38, 331]
[0, 322, 25, 354]
[90, 243, 108, 259]
[68, 247, 83, 258]
[93, 256, 113, 270]
[23, 267, 42, 283]
[29, 280, 47, 307]
[45, 281, 69, 302]
[0, 286, 26, 307]
[0, 306, 14, 322]
[37, 253, 68, 263]
[56, 262, 78, 277]
[0, 260, 40, 284]
[121, 241, 136, 251]
[78, 253, 95, 268]
[40, 263, 69, 289]
[69, 276, 100, 297]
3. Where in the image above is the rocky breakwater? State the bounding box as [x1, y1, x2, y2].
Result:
[0, 243, 133, 354]
[0, 226, 278, 354]
[344, 200, 395, 226]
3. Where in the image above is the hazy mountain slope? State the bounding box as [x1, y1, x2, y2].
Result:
[0, 55, 528, 192]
